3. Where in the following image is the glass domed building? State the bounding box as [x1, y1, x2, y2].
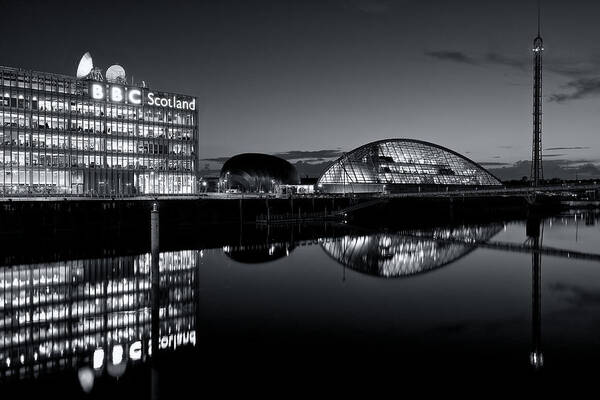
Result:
[317, 139, 502, 193]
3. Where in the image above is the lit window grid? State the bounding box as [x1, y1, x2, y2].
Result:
[319, 140, 501, 187]
[0, 250, 198, 377]
[0, 67, 198, 197]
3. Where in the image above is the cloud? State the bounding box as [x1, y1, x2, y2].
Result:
[294, 160, 334, 178]
[546, 57, 600, 78]
[484, 52, 526, 70]
[543, 154, 567, 158]
[477, 161, 511, 167]
[548, 77, 600, 103]
[425, 51, 479, 65]
[545, 146, 591, 150]
[488, 159, 600, 181]
[201, 149, 344, 168]
[425, 50, 528, 69]
[425, 49, 600, 100]
[274, 149, 344, 160]
[482, 53, 596, 74]
[568, 163, 600, 175]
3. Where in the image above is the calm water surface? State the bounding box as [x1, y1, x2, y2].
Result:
[1, 210, 600, 395]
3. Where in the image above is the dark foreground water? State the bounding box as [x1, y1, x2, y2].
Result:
[1, 210, 600, 395]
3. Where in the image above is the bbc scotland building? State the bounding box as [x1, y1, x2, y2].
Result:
[0, 53, 198, 197]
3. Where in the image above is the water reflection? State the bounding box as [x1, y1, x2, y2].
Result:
[527, 217, 543, 369]
[321, 224, 503, 278]
[0, 251, 198, 380]
[224, 243, 295, 264]
[1, 211, 600, 390]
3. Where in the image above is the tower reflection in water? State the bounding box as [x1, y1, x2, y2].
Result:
[526, 217, 543, 369]
[0, 250, 199, 380]
[320, 224, 503, 278]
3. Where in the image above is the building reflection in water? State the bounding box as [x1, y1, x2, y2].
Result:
[0, 250, 199, 380]
[1, 212, 596, 382]
[320, 224, 503, 278]
[223, 243, 295, 264]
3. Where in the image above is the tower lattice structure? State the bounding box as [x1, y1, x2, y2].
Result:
[531, 3, 544, 187]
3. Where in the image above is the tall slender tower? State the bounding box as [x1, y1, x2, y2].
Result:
[531, 1, 544, 186]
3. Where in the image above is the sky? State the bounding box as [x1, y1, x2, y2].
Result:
[1, 0, 600, 179]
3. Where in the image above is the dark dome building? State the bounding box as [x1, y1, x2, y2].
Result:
[220, 153, 300, 193]
[318, 139, 502, 194]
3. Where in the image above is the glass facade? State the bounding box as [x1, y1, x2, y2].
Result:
[318, 139, 502, 193]
[0, 66, 198, 197]
[0, 250, 199, 378]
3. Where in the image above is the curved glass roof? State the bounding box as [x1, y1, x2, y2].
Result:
[318, 139, 501, 187]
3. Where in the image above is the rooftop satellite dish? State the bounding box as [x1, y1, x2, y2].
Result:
[106, 64, 126, 83]
[76, 52, 93, 79]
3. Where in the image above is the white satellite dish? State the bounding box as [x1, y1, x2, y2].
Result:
[76, 52, 93, 79]
[106, 64, 126, 83]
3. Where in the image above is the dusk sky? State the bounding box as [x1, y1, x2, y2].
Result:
[1, 0, 599, 178]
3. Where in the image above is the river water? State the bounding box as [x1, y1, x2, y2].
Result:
[1, 210, 600, 395]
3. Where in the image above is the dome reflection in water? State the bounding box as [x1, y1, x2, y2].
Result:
[320, 224, 503, 278]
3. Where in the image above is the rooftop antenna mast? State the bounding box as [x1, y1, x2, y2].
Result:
[531, 0, 544, 187]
